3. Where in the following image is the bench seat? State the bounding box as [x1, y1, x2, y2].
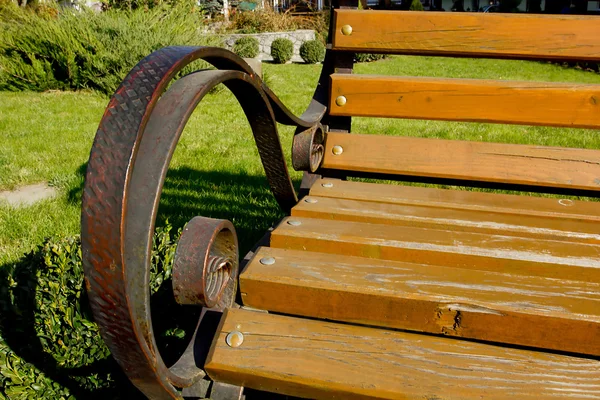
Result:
[208, 178, 600, 398]
[206, 308, 600, 400]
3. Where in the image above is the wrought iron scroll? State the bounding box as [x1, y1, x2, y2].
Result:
[81, 46, 325, 399]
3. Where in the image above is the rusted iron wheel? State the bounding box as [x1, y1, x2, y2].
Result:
[80, 47, 317, 399]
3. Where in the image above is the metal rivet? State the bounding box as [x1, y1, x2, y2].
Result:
[305, 198, 318, 203]
[341, 25, 353, 36]
[287, 220, 302, 226]
[322, 182, 334, 188]
[335, 95, 347, 107]
[332, 145, 344, 155]
[226, 331, 244, 348]
[259, 256, 275, 265]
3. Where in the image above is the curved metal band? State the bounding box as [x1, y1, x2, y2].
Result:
[81, 47, 310, 399]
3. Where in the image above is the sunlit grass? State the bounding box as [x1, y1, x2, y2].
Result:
[1, 56, 599, 265]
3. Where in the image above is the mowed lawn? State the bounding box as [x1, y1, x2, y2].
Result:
[2, 56, 600, 266]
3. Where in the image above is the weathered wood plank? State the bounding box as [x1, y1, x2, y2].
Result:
[329, 74, 600, 129]
[241, 247, 600, 356]
[291, 195, 600, 243]
[309, 179, 600, 222]
[332, 10, 600, 61]
[270, 217, 600, 282]
[321, 132, 600, 192]
[206, 308, 600, 400]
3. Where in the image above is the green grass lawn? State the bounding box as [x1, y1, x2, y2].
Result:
[1, 56, 600, 266]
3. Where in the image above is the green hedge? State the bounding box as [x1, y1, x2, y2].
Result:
[409, 0, 424, 10]
[299, 40, 325, 64]
[354, 53, 387, 63]
[0, 2, 219, 96]
[270, 38, 293, 64]
[0, 224, 182, 399]
[233, 36, 259, 59]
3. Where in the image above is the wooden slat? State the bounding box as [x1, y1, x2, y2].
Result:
[292, 196, 600, 243]
[241, 247, 600, 356]
[206, 308, 600, 400]
[329, 74, 600, 129]
[270, 217, 600, 282]
[310, 178, 600, 222]
[321, 132, 600, 192]
[332, 10, 600, 61]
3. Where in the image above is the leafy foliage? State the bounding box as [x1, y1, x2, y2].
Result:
[299, 39, 325, 64]
[354, 53, 387, 63]
[198, 0, 224, 15]
[230, 8, 329, 45]
[409, 0, 424, 10]
[233, 36, 259, 58]
[231, 7, 298, 34]
[270, 38, 293, 64]
[0, 2, 218, 96]
[0, 224, 181, 398]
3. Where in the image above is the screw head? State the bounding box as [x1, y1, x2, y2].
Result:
[226, 331, 244, 348]
[305, 197, 318, 204]
[332, 145, 344, 155]
[287, 220, 302, 226]
[341, 25, 353, 36]
[259, 256, 275, 265]
[335, 96, 347, 107]
[322, 182, 334, 188]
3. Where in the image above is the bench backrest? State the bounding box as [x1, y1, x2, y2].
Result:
[319, 5, 600, 197]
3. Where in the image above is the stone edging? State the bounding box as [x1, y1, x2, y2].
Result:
[223, 30, 316, 62]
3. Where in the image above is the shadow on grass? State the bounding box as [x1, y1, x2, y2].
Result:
[0, 251, 143, 399]
[2, 164, 293, 398]
[158, 166, 290, 254]
[69, 163, 290, 255]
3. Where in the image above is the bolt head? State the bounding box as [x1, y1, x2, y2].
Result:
[305, 197, 318, 203]
[335, 95, 347, 107]
[332, 145, 344, 155]
[259, 256, 275, 265]
[341, 25, 353, 36]
[322, 182, 334, 188]
[226, 331, 244, 348]
[287, 220, 302, 226]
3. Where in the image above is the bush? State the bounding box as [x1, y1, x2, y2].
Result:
[233, 36, 259, 58]
[0, 3, 219, 96]
[299, 40, 325, 64]
[270, 38, 293, 64]
[231, 7, 298, 34]
[354, 53, 387, 63]
[409, 0, 424, 10]
[293, 10, 329, 44]
[0, 224, 182, 399]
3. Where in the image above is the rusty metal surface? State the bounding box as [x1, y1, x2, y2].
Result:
[81, 46, 323, 399]
[172, 217, 238, 308]
[292, 123, 325, 173]
[209, 382, 244, 400]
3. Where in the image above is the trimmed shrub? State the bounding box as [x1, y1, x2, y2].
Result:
[299, 40, 325, 64]
[270, 38, 293, 64]
[0, 3, 219, 96]
[409, 0, 425, 10]
[354, 53, 387, 63]
[0, 224, 182, 399]
[233, 36, 259, 58]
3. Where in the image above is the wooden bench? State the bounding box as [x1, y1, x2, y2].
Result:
[80, 3, 600, 399]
